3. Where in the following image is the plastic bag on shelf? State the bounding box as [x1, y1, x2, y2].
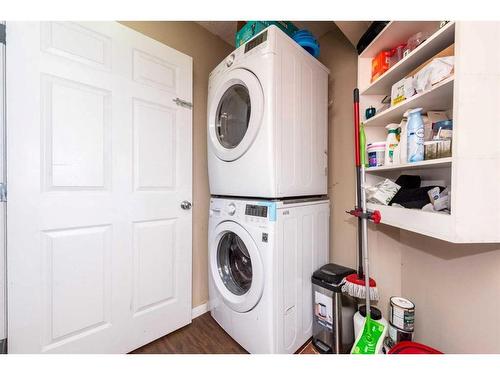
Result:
[414, 57, 454, 93]
[366, 179, 401, 205]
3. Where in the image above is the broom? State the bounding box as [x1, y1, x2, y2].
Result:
[341, 88, 380, 302]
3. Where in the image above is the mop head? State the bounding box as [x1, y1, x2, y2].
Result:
[342, 273, 380, 301]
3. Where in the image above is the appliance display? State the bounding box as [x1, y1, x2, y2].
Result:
[208, 196, 329, 353]
[207, 25, 330, 198]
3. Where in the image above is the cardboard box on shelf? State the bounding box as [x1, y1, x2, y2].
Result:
[391, 77, 415, 106]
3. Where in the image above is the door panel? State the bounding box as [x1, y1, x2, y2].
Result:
[133, 99, 176, 190]
[41, 74, 111, 190]
[7, 21, 193, 353]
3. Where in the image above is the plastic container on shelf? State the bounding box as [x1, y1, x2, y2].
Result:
[389, 43, 407, 67]
[403, 31, 433, 57]
[407, 108, 425, 163]
[371, 50, 392, 82]
[367, 142, 386, 167]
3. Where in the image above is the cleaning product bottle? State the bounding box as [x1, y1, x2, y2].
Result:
[384, 123, 400, 166]
[407, 108, 425, 163]
[359, 122, 368, 167]
[354, 305, 388, 341]
[399, 117, 408, 164]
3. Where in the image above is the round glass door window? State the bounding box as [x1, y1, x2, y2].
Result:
[217, 231, 252, 295]
[215, 84, 251, 149]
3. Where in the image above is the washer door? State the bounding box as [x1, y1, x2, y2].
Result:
[208, 68, 264, 161]
[210, 221, 264, 313]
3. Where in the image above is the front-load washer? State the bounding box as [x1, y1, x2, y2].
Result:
[207, 26, 330, 198]
[208, 196, 329, 353]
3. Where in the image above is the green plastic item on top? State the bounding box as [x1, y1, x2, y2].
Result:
[235, 21, 298, 47]
[351, 317, 386, 354]
[360, 122, 368, 167]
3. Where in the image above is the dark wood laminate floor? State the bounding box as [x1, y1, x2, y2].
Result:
[130, 312, 248, 354]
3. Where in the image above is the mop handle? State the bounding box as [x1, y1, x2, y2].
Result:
[353, 89, 361, 167]
[360, 164, 371, 318]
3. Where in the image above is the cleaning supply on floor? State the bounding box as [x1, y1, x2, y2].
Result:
[351, 315, 387, 354]
[353, 305, 388, 339]
[384, 123, 400, 166]
[407, 108, 425, 163]
[388, 323, 414, 346]
[367, 142, 386, 167]
[388, 341, 442, 354]
[389, 297, 415, 331]
[311, 263, 357, 354]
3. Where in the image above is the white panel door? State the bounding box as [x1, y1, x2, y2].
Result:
[6, 21, 193, 353]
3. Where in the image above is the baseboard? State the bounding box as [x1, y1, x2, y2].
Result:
[191, 302, 209, 319]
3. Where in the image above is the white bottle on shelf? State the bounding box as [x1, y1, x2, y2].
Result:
[384, 123, 400, 166]
[399, 117, 408, 164]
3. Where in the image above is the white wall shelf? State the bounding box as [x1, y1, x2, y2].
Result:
[359, 21, 442, 59]
[366, 157, 452, 173]
[358, 22, 500, 243]
[367, 203, 454, 242]
[364, 76, 454, 127]
[361, 22, 455, 95]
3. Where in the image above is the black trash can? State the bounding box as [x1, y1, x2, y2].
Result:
[311, 263, 356, 354]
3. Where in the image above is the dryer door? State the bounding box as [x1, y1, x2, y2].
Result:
[210, 221, 264, 313]
[208, 68, 263, 161]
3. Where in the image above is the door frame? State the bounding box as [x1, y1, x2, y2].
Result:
[0, 21, 6, 354]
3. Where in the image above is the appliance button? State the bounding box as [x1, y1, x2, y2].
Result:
[226, 54, 235, 67]
[227, 203, 236, 216]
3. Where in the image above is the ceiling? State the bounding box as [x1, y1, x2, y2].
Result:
[196, 21, 359, 47]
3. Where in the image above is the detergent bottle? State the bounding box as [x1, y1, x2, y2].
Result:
[384, 123, 400, 166]
[407, 108, 425, 163]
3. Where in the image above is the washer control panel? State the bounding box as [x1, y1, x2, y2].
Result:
[245, 204, 268, 218]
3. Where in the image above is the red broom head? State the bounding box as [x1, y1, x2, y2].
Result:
[345, 272, 376, 287]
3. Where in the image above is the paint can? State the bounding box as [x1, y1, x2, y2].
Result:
[388, 322, 414, 344]
[389, 296, 415, 331]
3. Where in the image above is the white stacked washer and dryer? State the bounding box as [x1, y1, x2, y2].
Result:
[206, 25, 330, 353]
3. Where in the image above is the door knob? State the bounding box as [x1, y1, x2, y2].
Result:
[181, 200, 192, 210]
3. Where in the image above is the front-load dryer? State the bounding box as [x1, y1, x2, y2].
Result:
[207, 26, 330, 198]
[208, 196, 329, 353]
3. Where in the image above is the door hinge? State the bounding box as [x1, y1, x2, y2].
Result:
[0, 183, 6, 202]
[173, 97, 193, 109]
[0, 24, 5, 45]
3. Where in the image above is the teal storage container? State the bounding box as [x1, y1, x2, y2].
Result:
[235, 21, 298, 47]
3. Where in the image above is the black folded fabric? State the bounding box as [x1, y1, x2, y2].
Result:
[389, 186, 445, 209]
[394, 175, 421, 189]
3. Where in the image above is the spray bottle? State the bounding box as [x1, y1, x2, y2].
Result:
[407, 108, 425, 163]
[384, 123, 400, 166]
